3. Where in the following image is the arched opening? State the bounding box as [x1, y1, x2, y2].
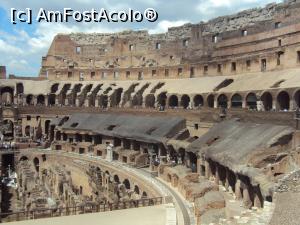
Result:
[55, 131, 61, 141]
[145, 94, 155, 108]
[157, 92, 167, 107]
[25, 126, 31, 137]
[181, 95, 190, 109]
[187, 152, 197, 172]
[178, 148, 185, 164]
[16, 83, 24, 95]
[48, 94, 56, 106]
[134, 185, 140, 195]
[19, 156, 28, 162]
[37, 95, 45, 105]
[294, 90, 300, 108]
[142, 191, 147, 198]
[62, 133, 67, 141]
[217, 94, 228, 108]
[168, 95, 178, 108]
[123, 179, 131, 190]
[111, 88, 123, 107]
[45, 120, 51, 137]
[33, 157, 40, 172]
[99, 95, 108, 108]
[75, 133, 82, 142]
[193, 95, 204, 108]
[246, 93, 257, 109]
[113, 175, 120, 184]
[26, 95, 34, 105]
[51, 83, 59, 93]
[277, 91, 290, 111]
[231, 94, 242, 108]
[261, 92, 273, 111]
[2, 120, 14, 139]
[1, 87, 14, 105]
[207, 94, 214, 108]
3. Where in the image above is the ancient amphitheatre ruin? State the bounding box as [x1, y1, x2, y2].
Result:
[1, 1, 300, 225]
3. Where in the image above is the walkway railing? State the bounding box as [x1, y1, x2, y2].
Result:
[0, 197, 163, 223]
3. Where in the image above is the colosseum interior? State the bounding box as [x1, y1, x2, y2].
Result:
[1, 1, 300, 225]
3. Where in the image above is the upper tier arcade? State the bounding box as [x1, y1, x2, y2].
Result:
[41, 0, 300, 81]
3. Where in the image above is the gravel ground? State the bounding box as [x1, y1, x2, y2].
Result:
[269, 192, 300, 225]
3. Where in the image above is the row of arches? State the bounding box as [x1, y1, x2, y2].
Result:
[1, 83, 298, 111]
[149, 90, 297, 111]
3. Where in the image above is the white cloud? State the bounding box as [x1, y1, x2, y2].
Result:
[149, 20, 189, 34]
[196, 0, 282, 18]
[0, 39, 24, 55]
[0, 0, 285, 76]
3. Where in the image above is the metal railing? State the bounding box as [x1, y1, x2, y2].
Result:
[0, 197, 163, 223]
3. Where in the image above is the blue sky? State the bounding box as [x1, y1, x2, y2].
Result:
[0, 0, 282, 77]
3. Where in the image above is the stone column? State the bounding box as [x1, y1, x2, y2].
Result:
[84, 99, 89, 107]
[215, 165, 220, 185]
[290, 99, 295, 111]
[272, 99, 277, 111]
[205, 161, 211, 179]
[45, 96, 49, 106]
[225, 168, 230, 191]
[55, 98, 59, 105]
[254, 193, 262, 208]
[235, 179, 242, 200]
[214, 98, 218, 108]
[33, 96, 37, 106]
[106, 144, 113, 162]
[243, 187, 252, 209]
[242, 99, 247, 109]
[95, 99, 99, 107]
[75, 98, 80, 107]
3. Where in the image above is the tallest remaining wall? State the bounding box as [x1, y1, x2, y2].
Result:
[40, 0, 300, 81]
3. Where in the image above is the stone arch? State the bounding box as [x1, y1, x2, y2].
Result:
[56, 131, 61, 141]
[142, 191, 147, 198]
[193, 95, 204, 108]
[19, 156, 29, 162]
[178, 148, 185, 164]
[294, 89, 300, 108]
[37, 95, 45, 105]
[2, 119, 14, 138]
[113, 174, 120, 184]
[168, 95, 178, 108]
[187, 152, 197, 172]
[261, 92, 273, 111]
[123, 179, 131, 190]
[231, 93, 242, 108]
[26, 94, 34, 105]
[45, 120, 51, 136]
[1, 86, 14, 105]
[217, 94, 228, 108]
[99, 95, 109, 108]
[48, 94, 56, 106]
[181, 94, 190, 109]
[145, 94, 155, 108]
[33, 157, 40, 172]
[16, 83, 24, 95]
[157, 92, 167, 107]
[111, 88, 123, 107]
[134, 185, 140, 194]
[277, 91, 290, 111]
[207, 94, 214, 108]
[246, 93, 257, 109]
[25, 125, 31, 137]
[51, 83, 59, 93]
[62, 133, 67, 141]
